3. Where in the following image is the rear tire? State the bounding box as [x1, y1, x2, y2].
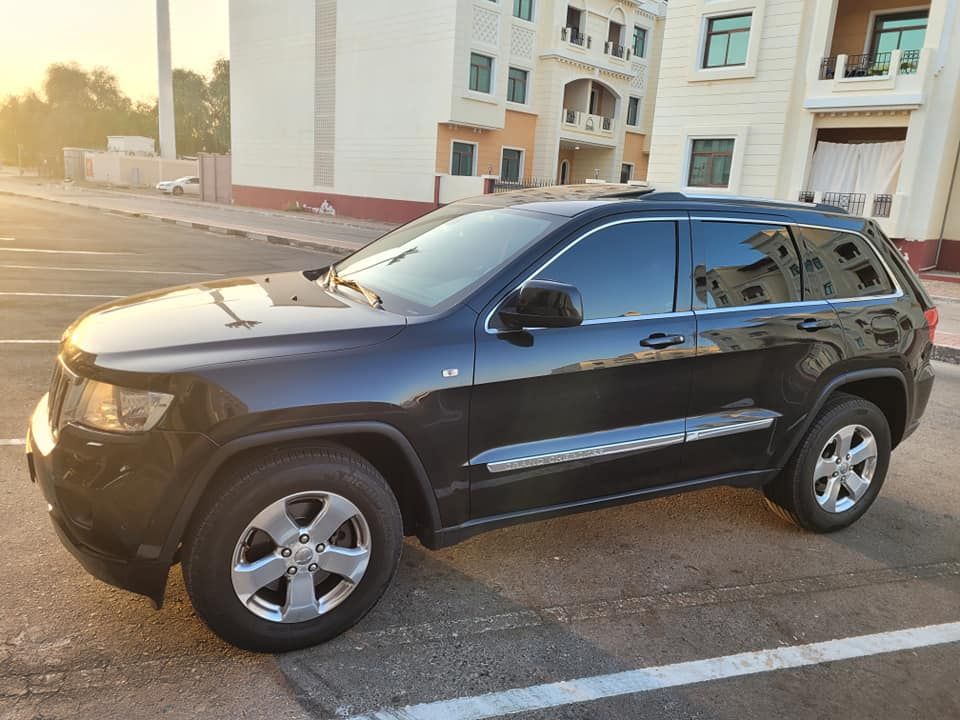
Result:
[182, 445, 402, 652]
[764, 393, 891, 532]
[172, 186, 184, 196]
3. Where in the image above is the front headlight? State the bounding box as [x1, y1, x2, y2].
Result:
[67, 380, 174, 433]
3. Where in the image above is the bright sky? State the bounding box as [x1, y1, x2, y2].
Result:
[0, 0, 229, 102]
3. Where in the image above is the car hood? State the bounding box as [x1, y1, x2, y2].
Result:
[63, 270, 407, 373]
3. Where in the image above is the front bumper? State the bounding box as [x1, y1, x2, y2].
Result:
[26, 394, 216, 607]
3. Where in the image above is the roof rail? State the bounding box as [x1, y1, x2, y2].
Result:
[627, 190, 848, 215]
[601, 187, 658, 199]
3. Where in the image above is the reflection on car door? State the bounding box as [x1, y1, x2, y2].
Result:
[678, 218, 846, 484]
[468, 213, 696, 518]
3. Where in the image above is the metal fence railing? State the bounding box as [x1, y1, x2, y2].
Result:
[821, 192, 868, 216]
[492, 177, 557, 193]
[872, 194, 893, 218]
[899, 49, 920, 74]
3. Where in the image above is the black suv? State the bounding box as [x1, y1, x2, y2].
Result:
[27, 187, 938, 651]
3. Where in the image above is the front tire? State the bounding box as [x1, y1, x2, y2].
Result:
[172, 186, 184, 196]
[182, 445, 402, 652]
[764, 393, 891, 532]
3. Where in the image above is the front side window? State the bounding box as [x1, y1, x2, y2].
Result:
[513, 0, 533, 21]
[703, 14, 751, 68]
[872, 11, 927, 54]
[694, 221, 802, 308]
[633, 25, 648, 57]
[501, 148, 523, 182]
[507, 67, 528, 103]
[469, 53, 493, 93]
[451, 142, 475, 176]
[626, 96, 641, 126]
[688, 138, 734, 187]
[333, 206, 561, 315]
[534, 221, 678, 320]
[792, 227, 894, 300]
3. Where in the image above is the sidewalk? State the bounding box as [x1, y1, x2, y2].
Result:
[0, 176, 391, 254]
[923, 277, 960, 364]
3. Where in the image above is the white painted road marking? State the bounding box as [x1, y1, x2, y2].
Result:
[347, 622, 960, 720]
[0, 247, 131, 255]
[0, 292, 123, 299]
[0, 264, 221, 276]
[0, 439, 26, 446]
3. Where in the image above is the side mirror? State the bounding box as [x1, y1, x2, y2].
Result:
[497, 279, 583, 330]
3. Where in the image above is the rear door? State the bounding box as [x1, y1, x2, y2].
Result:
[678, 217, 846, 483]
[468, 213, 696, 518]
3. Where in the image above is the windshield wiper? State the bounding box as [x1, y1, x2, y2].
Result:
[323, 265, 383, 309]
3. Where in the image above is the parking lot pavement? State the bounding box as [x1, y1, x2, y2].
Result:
[2, 194, 958, 719]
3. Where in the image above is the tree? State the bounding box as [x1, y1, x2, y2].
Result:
[207, 58, 231, 154]
[173, 68, 209, 156]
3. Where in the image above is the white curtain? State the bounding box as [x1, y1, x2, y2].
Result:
[808, 140, 904, 195]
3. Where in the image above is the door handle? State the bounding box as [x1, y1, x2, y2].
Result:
[796, 318, 835, 332]
[640, 333, 685, 348]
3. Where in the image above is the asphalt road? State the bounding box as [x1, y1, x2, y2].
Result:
[1, 195, 958, 720]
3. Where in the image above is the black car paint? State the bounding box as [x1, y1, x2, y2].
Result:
[26, 192, 936, 607]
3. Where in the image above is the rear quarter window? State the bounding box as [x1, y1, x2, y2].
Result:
[793, 227, 894, 300]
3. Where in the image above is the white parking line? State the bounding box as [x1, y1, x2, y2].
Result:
[0, 264, 221, 276]
[0, 247, 131, 255]
[348, 622, 960, 720]
[0, 292, 123, 299]
[0, 439, 26, 446]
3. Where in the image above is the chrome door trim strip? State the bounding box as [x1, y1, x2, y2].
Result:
[482, 413, 779, 473]
[485, 432, 685, 473]
[484, 216, 685, 335]
[686, 417, 774, 442]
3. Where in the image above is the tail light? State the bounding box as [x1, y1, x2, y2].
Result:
[924, 307, 939, 344]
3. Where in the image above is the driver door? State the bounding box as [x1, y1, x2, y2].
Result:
[468, 213, 696, 518]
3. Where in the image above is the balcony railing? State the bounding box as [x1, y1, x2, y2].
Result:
[492, 176, 556, 193]
[818, 49, 920, 80]
[561, 26, 590, 48]
[562, 109, 614, 135]
[800, 190, 893, 219]
[605, 41, 629, 60]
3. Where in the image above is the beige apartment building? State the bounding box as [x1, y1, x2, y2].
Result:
[230, 0, 667, 223]
[647, 0, 960, 271]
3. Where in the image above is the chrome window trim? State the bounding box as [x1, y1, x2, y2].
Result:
[483, 216, 685, 335]
[483, 414, 776, 473]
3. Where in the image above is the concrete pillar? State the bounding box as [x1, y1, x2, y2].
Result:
[157, 0, 177, 159]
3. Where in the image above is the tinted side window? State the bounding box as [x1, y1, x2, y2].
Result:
[793, 227, 894, 300]
[693, 222, 801, 308]
[536, 221, 677, 320]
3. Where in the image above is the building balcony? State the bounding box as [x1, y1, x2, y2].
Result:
[804, 47, 930, 112]
[604, 41, 630, 61]
[560, 26, 591, 49]
[562, 109, 615, 138]
[799, 190, 900, 235]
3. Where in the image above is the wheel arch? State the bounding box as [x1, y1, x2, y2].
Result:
[162, 422, 443, 566]
[776, 368, 909, 468]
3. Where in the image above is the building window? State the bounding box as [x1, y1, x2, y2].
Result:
[688, 138, 734, 187]
[469, 53, 493, 93]
[507, 67, 528, 104]
[871, 11, 927, 55]
[702, 14, 751, 68]
[513, 0, 533, 21]
[451, 142, 475, 176]
[501, 148, 523, 182]
[632, 25, 648, 58]
[626, 96, 641, 127]
[620, 163, 633, 183]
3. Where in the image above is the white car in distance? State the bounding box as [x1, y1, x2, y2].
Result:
[156, 176, 200, 196]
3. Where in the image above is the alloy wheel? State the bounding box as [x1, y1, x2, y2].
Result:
[230, 491, 371, 623]
[813, 424, 878, 513]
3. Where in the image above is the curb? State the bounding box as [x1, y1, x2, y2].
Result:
[0, 188, 362, 255]
[933, 345, 960, 365]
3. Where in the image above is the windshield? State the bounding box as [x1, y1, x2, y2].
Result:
[328, 205, 561, 314]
